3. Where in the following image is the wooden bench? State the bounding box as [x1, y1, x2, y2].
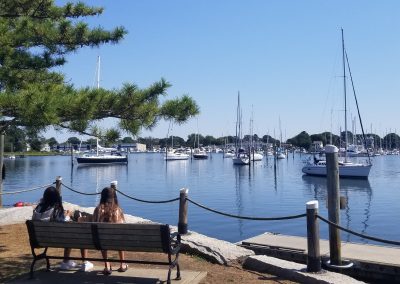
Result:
[26, 220, 181, 283]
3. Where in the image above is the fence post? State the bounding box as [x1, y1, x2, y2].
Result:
[0, 134, 3, 208]
[178, 188, 189, 234]
[55, 176, 62, 194]
[110, 180, 118, 190]
[306, 200, 321, 272]
[325, 144, 342, 266]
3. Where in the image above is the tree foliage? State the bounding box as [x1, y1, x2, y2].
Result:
[0, 0, 199, 138]
[287, 131, 311, 149]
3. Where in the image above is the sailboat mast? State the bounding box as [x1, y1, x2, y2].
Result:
[235, 92, 240, 154]
[342, 28, 348, 162]
[96, 56, 101, 89]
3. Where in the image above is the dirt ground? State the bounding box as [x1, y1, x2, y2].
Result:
[0, 223, 298, 283]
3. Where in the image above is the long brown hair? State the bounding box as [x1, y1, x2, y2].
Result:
[95, 187, 124, 223]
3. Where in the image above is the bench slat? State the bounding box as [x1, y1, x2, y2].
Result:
[96, 228, 164, 236]
[37, 240, 97, 249]
[34, 231, 92, 239]
[97, 234, 163, 242]
[99, 244, 165, 252]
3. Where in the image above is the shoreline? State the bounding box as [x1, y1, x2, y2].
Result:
[0, 203, 366, 284]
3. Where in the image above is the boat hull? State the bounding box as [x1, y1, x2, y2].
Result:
[302, 164, 372, 178]
[193, 154, 208, 159]
[250, 153, 263, 161]
[232, 154, 250, 165]
[164, 153, 189, 160]
[76, 156, 128, 165]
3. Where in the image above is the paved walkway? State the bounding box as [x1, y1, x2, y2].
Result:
[10, 267, 207, 284]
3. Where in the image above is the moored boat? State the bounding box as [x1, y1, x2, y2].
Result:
[301, 29, 372, 179]
[165, 150, 189, 161]
[76, 152, 128, 165]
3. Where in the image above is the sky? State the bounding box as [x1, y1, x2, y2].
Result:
[47, 0, 400, 142]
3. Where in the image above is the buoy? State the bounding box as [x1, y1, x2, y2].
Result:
[14, 201, 24, 207]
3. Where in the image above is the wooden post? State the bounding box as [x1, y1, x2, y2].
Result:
[340, 196, 347, 210]
[110, 180, 118, 190]
[306, 200, 321, 272]
[325, 144, 342, 266]
[70, 143, 74, 167]
[55, 176, 62, 194]
[178, 188, 189, 234]
[0, 134, 4, 208]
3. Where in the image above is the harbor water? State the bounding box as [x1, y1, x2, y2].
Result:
[2, 153, 400, 245]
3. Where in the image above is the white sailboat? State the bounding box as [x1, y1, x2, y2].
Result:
[276, 118, 286, 159]
[192, 126, 208, 159]
[164, 135, 189, 161]
[302, 29, 372, 179]
[232, 92, 250, 165]
[249, 106, 263, 161]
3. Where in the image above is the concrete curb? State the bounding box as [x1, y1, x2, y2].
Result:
[243, 255, 365, 284]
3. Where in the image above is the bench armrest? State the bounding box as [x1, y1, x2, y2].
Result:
[170, 232, 181, 255]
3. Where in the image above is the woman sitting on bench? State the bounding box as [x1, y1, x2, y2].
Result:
[32, 186, 93, 271]
[93, 186, 127, 275]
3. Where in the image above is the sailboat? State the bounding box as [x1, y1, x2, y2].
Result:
[232, 92, 250, 165]
[75, 56, 128, 165]
[76, 137, 128, 165]
[302, 29, 372, 178]
[192, 126, 208, 159]
[164, 135, 189, 161]
[249, 106, 263, 161]
[276, 118, 286, 159]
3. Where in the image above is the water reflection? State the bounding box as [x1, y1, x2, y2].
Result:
[301, 175, 372, 242]
[234, 166, 248, 237]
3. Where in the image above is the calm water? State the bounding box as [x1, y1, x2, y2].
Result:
[3, 153, 400, 244]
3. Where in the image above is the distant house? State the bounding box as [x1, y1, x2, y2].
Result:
[312, 141, 324, 150]
[41, 143, 51, 152]
[119, 143, 146, 152]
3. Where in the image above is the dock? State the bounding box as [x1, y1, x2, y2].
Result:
[240, 232, 400, 282]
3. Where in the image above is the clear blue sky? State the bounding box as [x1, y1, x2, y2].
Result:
[48, 0, 400, 142]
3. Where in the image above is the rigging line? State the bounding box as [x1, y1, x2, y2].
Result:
[344, 48, 371, 164]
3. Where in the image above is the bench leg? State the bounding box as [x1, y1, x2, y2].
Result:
[29, 259, 36, 279]
[176, 263, 181, 280]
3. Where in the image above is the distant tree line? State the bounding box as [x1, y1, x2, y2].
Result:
[3, 128, 400, 152]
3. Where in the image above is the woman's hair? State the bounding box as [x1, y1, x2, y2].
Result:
[100, 187, 119, 206]
[37, 186, 64, 214]
[96, 187, 124, 223]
